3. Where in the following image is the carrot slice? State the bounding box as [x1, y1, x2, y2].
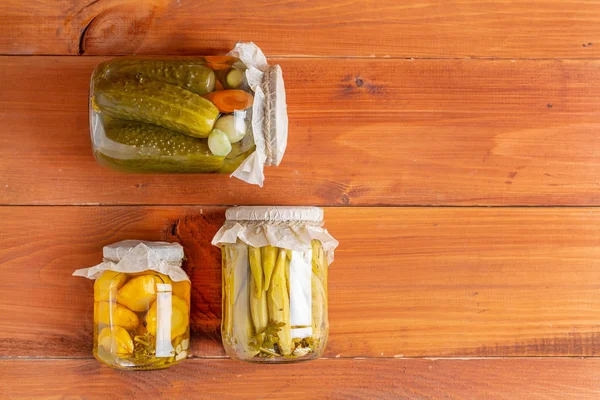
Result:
[203, 90, 254, 113]
[214, 80, 225, 91]
[205, 63, 231, 71]
[204, 56, 236, 64]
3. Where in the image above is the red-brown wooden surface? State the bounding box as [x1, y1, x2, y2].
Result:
[1, 1, 600, 398]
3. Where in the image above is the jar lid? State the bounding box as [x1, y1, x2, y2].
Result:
[263, 64, 288, 167]
[225, 206, 323, 223]
[103, 240, 184, 263]
[228, 42, 288, 186]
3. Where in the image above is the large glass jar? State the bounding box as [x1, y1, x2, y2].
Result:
[212, 207, 339, 362]
[89, 42, 287, 186]
[73, 240, 191, 370]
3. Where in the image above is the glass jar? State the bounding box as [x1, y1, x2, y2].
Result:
[89, 42, 287, 186]
[212, 206, 339, 362]
[73, 240, 191, 370]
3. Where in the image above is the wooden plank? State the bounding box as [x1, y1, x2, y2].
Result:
[1, 358, 599, 399]
[2, 206, 600, 358]
[1, 57, 600, 206]
[2, 1, 600, 58]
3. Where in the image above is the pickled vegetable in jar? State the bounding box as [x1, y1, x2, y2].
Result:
[212, 207, 339, 362]
[89, 42, 288, 186]
[73, 240, 191, 370]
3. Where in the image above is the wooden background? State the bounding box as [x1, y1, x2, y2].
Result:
[1, 1, 600, 398]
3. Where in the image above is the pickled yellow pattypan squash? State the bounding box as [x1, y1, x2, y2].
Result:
[94, 271, 127, 302]
[94, 301, 139, 329]
[128, 271, 173, 284]
[145, 295, 189, 339]
[116, 273, 171, 312]
[172, 280, 191, 304]
[98, 326, 134, 355]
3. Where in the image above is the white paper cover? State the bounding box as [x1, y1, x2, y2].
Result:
[211, 206, 339, 264]
[228, 42, 288, 186]
[72, 240, 190, 282]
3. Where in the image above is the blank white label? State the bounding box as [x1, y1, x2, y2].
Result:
[155, 283, 175, 357]
[289, 250, 312, 338]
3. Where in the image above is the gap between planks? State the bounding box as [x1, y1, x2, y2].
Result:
[0, 356, 596, 360]
[3, 54, 600, 61]
[3, 204, 600, 208]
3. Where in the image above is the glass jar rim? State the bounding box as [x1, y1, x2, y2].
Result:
[225, 206, 323, 223]
[103, 240, 184, 263]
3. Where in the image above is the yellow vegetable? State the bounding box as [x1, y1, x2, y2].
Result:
[267, 249, 292, 355]
[117, 275, 160, 312]
[94, 301, 139, 329]
[172, 280, 191, 304]
[128, 271, 173, 284]
[94, 271, 127, 302]
[145, 295, 189, 339]
[311, 240, 328, 296]
[98, 326, 134, 355]
[151, 272, 173, 285]
[250, 278, 268, 334]
[261, 246, 278, 291]
[311, 274, 327, 338]
[221, 248, 234, 343]
[249, 246, 264, 296]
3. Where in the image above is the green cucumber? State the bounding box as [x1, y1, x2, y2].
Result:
[94, 78, 219, 138]
[98, 59, 216, 95]
[96, 119, 224, 173]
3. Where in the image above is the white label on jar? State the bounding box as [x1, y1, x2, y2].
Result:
[290, 250, 312, 338]
[155, 283, 175, 357]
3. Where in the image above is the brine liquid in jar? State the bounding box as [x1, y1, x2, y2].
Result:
[93, 271, 191, 370]
[88, 43, 287, 185]
[213, 206, 339, 363]
[74, 240, 191, 370]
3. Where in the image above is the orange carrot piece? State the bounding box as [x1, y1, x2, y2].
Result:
[203, 90, 254, 113]
[214, 80, 225, 91]
[205, 63, 231, 71]
[204, 56, 236, 64]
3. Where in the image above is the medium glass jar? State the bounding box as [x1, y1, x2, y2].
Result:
[73, 240, 191, 370]
[212, 207, 339, 362]
[89, 42, 287, 186]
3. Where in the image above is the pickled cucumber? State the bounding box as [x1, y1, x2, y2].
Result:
[98, 59, 216, 95]
[94, 78, 219, 138]
[97, 119, 224, 173]
[218, 147, 255, 174]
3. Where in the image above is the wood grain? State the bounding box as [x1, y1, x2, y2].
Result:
[2, 206, 600, 358]
[2, 1, 600, 58]
[2, 1, 598, 398]
[1, 57, 600, 206]
[1, 358, 599, 399]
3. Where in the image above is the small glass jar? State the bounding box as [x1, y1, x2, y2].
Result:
[89, 42, 287, 185]
[73, 240, 191, 370]
[212, 207, 339, 362]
